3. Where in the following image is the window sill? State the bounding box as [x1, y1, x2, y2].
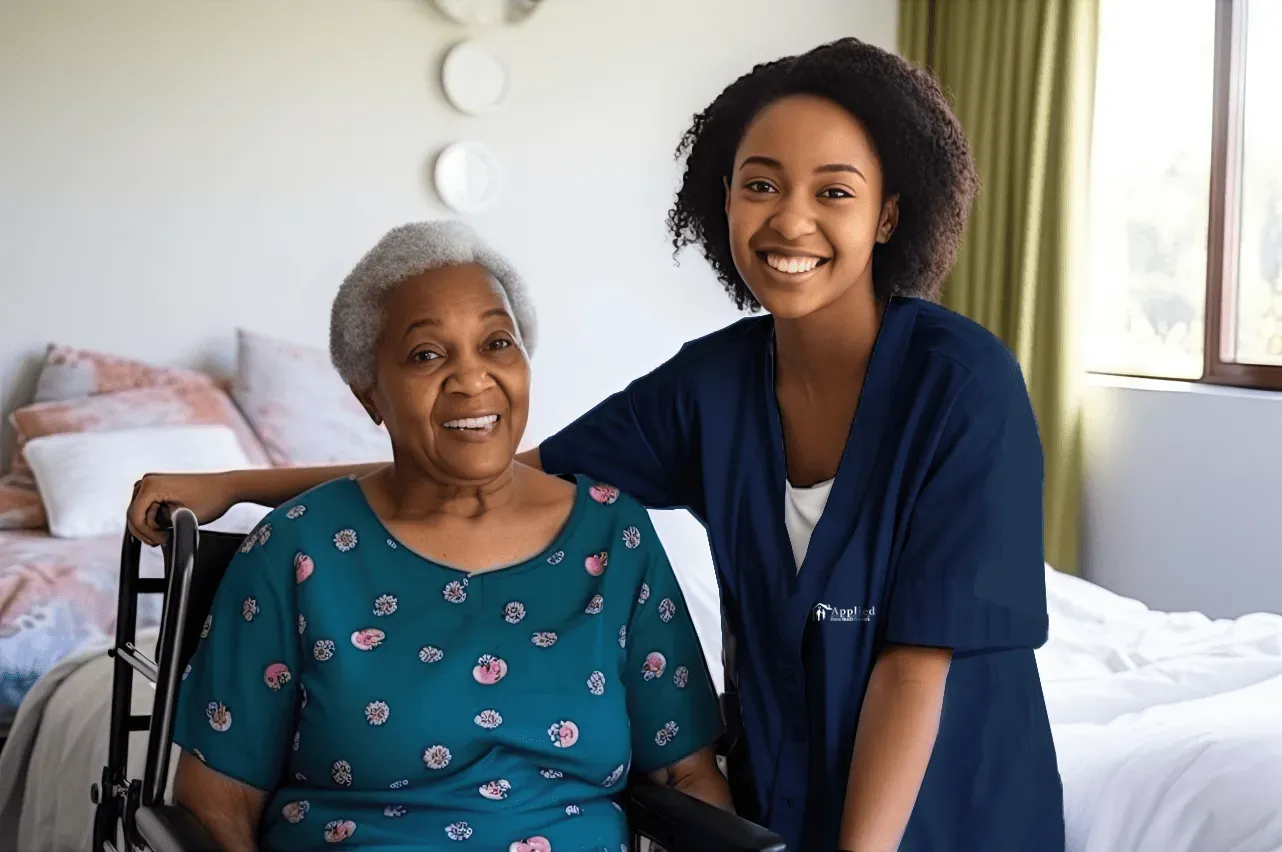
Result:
[1086, 371, 1282, 401]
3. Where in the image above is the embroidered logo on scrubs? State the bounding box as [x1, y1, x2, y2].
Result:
[812, 603, 876, 623]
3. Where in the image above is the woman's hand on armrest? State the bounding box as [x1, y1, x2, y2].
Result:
[127, 462, 386, 546]
[173, 751, 266, 852]
[647, 746, 734, 812]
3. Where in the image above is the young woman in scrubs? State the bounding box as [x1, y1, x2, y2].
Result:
[128, 37, 1063, 852]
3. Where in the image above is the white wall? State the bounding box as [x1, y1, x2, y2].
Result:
[1082, 377, 1282, 619]
[0, 0, 898, 686]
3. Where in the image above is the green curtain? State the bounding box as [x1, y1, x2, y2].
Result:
[898, 0, 1099, 575]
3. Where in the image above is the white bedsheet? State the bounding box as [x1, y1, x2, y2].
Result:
[1039, 567, 1282, 852]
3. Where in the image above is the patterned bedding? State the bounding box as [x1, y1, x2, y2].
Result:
[0, 531, 164, 732]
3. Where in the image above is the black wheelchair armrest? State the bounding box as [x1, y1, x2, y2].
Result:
[135, 804, 222, 852]
[625, 779, 788, 852]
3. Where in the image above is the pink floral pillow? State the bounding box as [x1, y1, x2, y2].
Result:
[7, 385, 270, 492]
[231, 329, 393, 466]
[32, 343, 217, 404]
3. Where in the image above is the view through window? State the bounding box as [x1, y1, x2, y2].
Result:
[1085, 0, 1282, 386]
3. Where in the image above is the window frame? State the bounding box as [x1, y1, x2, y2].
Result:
[1093, 0, 1282, 391]
[1201, 0, 1282, 390]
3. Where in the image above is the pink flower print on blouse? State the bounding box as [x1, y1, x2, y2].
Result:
[479, 779, 512, 801]
[286, 505, 306, 520]
[637, 583, 650, 605]
[323, 819, 355, 843]
[419, 645, 444, 663]
[566, 805, 580, 816]
[200, 615, 212, 639]
[423, 745, 452, 770]
[658, 598, 676, 622]
[618, 625, 627, 648]
[531, 632, 557, 648]
[445, 822, 473, 841]
[642, 652, 666, 681]
[504, 601, 526, 624]
[351, 628, 385, 651]
[548, 720, 579, 748]
[384, 806, 407, 818]
[365, 701, 390, 725]
[602, 764, 626, 787]
[539, 768, 563, 779]
[587, 671, 605, 695]
[443, 579, 469, 604]
[673, 666, 690, 688]
[281, 800, 310, 823]
[373, 594, 397, 616]
[332, 760, 353, 786]
[585, 594, 603, 615]
[263, 663, 291, 691]
[473, 654, 508, 684]
[256, 524, 272, 547]
[474, 709, 503, 729]
[314, 639, 335, 661]
[584, 551, 608, 576]
[206, 702, 231, 732]
[589, 483, 620, 505]
[334, 529, 358, 552]
[622, 526, 641, 549]
[295, 553, 314, 584]
[654, 721, 680, 746]
[547, 550, 565, 565]
[243, 597, 259, 621]
[509, 837, 552, 852]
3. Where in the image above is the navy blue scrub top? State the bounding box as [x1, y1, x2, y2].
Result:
[539, 296, 1065, 852]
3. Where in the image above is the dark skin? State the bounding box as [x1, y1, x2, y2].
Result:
[727, 95, 951, 852]
[724, 94, 899, 487]
[158, 266, 731, 849]
[127, 98, 947, 852]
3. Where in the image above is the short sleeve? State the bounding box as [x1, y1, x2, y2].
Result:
[539, 345, 702, 514]
[622, 520, 723, 775]
[173, 528, 299, 791]
[883, 365, 1050, 655]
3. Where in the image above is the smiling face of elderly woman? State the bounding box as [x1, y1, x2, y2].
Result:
[353, 263, 531, 485]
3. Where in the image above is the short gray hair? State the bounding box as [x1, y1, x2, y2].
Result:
[330, 220, 537, 389]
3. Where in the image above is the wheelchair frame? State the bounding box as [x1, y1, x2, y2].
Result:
[92, 507, 787, 852]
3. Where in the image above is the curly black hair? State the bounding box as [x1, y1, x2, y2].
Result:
[667, 37, 978, 308]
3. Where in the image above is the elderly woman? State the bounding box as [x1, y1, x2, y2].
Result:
[170, 221, 730, 851]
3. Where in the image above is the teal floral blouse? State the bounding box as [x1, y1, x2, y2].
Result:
[172, 474, 722, 851]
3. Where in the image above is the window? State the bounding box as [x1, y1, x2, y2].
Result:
[1085, 0, 1282, 390]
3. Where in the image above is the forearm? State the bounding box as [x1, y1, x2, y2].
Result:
[649, 746, 735, 812]
[838, 647, 950, 852]
[173, 755, 263, 852]
[222, 463, 386, 507]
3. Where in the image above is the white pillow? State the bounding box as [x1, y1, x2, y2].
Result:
[22, 424, 259, 539]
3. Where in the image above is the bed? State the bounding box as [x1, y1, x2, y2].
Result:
[0, 531, 164, 739]
[0, 332, 395, 746]
[3, 560, 1280, 852]
[1036, 569, 1282, 852]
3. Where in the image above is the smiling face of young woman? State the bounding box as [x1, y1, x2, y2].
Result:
[356, 262, 531, 487]
[725, 94, 900, 321]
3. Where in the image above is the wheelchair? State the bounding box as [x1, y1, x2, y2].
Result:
[92, 506, 787, 852]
